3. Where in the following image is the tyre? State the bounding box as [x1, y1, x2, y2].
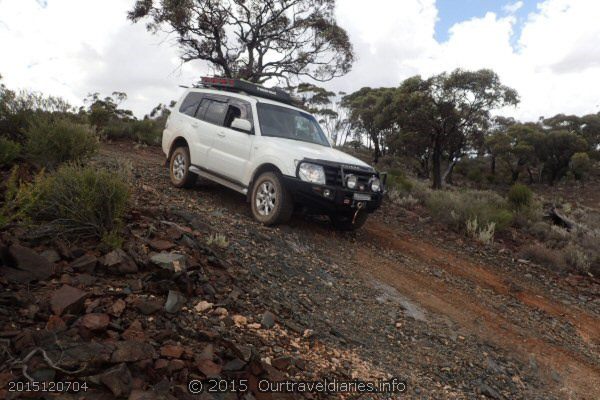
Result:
[250, 172, 293, 226]
[330, 211, 369, 231]
[169, 146, 197, 188]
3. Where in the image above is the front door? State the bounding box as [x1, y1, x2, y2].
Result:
[206, 98, 254, 185]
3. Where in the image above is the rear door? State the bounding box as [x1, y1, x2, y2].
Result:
[177, 91, 213, 167]
[205, 97, 255, 185]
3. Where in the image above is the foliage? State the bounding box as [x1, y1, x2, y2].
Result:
[541, 130, 588, 185]
[0, 137, 21, 167]
[25, 117, 98, 169]
[520, 244, 567, 272]
[84, 92, 134, 132]
[103, 118, 163, 146]
[27, 164, 129, 240]
[206, 233, 229, 249]
[128, 0, 354, 84]
[0, 167, 43, 229]
[1, 74, 76, 142]
[396, 69, 519, 188]
[507, 183, 533, 210]
[425, 189, 513, 233]
[570, 152, 592, 182]
[341, 87, 397, 162]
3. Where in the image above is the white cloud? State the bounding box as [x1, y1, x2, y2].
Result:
[1, 0, 600, 120]
[503, 1, 524, 14]
[0, 0, 203, 116]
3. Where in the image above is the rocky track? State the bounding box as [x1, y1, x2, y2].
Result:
[2, 142, 598, 399]
[114, 142, 600, 399]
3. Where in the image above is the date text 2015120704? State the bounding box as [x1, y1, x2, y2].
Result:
[8, 381, 88, 393]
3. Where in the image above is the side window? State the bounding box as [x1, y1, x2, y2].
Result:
[194, 99, 210, 120]
[224, 99, 253, 130]
[179, 92, 203, 117]
[203, 100, 228, 126]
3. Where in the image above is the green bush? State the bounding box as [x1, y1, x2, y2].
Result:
[425, 189, 513, 232]
[25, 118, 98, 168]
[27, 164, 129, 240]
[0, 167, 42, 229]
[387, 169, 414, 193]
[507, 183, 533, 210]
[103, 119, 162, 146]
[0, 137, 21, 166]
[570, 152, 592, 181]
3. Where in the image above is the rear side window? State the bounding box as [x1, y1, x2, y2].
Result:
[203, 100, 228, 126]
[179, 92, 203, 117]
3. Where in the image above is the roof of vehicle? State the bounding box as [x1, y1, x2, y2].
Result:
[185, 87, 307, 114]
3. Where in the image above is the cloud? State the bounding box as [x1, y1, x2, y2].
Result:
[503, 1, 524, 14]
[1, 0, 600, 121]
[0, 0, 203, 116]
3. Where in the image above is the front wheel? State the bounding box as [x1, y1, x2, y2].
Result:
[250, 172, 293, 226]
[330, 211, 369, 231]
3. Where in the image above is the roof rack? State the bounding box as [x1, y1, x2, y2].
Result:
[199, 77, 294, 105]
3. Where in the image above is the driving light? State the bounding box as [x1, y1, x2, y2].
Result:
[370, 177, 382, 192]
[346, 174, 358, 189]
[298, 163, 326, 185]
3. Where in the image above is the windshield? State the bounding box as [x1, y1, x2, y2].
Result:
[256, 103, 330, 147]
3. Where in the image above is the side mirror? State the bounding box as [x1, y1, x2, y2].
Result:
[230, 118, 252, 133]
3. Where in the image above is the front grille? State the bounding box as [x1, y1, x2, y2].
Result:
[323, 165, 374, 191]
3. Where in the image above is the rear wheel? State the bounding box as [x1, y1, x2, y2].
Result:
[250, 172, 293, 226]
[330, 211, 369, 231]
[169, 146, 197, 188]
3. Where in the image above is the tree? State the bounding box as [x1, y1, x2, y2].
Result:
[294, 83, 339, 141]
[395, 69, 519, 189]
[341, 87, 397, 163]
[128, 0, 354, 84]
[570, 152, 592, 183]
[486, 124, 544, 183]
[541, 130, 588, 185]
[84, 92, 134, 132]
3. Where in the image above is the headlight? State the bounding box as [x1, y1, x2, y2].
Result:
[346, 174, 358, 189]
[371, 177, 382, 192]
[298, 163, 326, 185]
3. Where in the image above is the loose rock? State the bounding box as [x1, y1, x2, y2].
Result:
[50, 285, 88, 315]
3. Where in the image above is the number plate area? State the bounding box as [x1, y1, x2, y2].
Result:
[353, 193, 371, 201]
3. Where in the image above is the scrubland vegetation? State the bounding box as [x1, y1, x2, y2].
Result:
[2, 66, 599, 276]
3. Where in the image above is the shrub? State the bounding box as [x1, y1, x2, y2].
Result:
[25, 118, 98, 168]
[0, 137, 21, 167]
[508, 183, 533, 210]
[0, 167, 42, 229]
[563, 244, 590, 274]
[425, 189, 513, 232]
[387, 169, 414, 193]
[103, 119, 162, 146]
[206, 233, 229, 248]
[27, 164, 129, 240]
[570, 152, 592, 181]
[520, 244, 566, 272]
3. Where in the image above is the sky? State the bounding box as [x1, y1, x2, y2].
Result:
[1, 0, 600, 121]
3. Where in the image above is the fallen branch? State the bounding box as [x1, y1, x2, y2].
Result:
[12, 347, 87, 381]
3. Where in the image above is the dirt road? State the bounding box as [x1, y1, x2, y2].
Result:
[106, 142, 600, 399]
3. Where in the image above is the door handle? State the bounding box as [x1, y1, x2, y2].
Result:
[191, 122, 199, 128]
[217, 132, 226, 137]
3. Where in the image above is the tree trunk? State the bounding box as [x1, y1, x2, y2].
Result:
[432, 141, 442, 189]
[443, 158, 457, 185]
[372, 138, 381, 164]
[490, 156, 496, 176]
[511, 169, 520, 183]
[527, 167, 534, 184]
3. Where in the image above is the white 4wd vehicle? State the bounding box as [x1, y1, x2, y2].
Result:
[162, 77, 385, 230]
